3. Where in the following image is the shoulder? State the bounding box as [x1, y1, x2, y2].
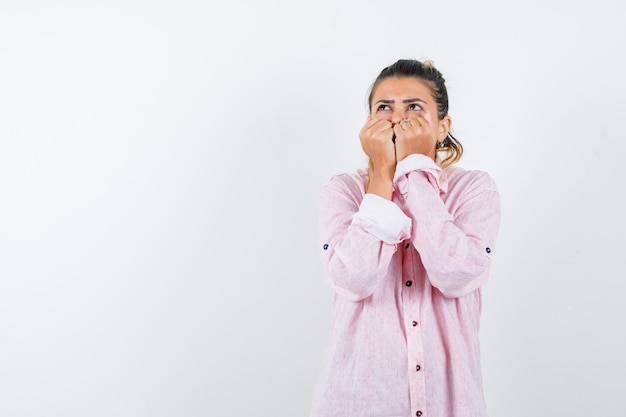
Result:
[444, 166, 499, 196]
[321, 169, 367, 200]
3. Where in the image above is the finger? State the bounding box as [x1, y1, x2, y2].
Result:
[404, 116, 431, 135]
[362, 115, 378, 131]
[393, 122, 409, 138]
[361, 118, 385, 141]
[419, 117, 437, 137]
[361, 124, 393, 146]
[372, 117, 392, 129]
[364, 114, 392, 128]
[363, 116, 385, 131]
[413, 114, 432, 127]
[393, 123, 403, 136]
[400, 118, 412, 130]
[370, 120, 393, 137]
[376, 125, 395, 142]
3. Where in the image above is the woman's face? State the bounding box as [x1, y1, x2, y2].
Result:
[370, 76, 450, 154]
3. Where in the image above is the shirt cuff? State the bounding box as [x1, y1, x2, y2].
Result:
[393, 154, 444, 195]
[394, 154, 441, 181]
[352, 194, 412, 244]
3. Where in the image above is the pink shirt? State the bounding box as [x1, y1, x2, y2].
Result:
[310, 154, 501, 417]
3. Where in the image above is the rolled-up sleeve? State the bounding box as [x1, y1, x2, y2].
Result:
[318, 175, 411, 301]
[394, 155, 501, 298]
[352, 194, 412, 244]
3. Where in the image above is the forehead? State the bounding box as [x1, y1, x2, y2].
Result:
[372, 77, 434, 101]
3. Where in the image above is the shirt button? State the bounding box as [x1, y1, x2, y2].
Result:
[405, 243, 410, 249]
[323, 244, 329, 250]
[412, 321, 418, 327]
[416, 411, 422, 416]
[405, 281, 412, 287]
[416, 364, 421, 371]
[486, 247, 491, 254]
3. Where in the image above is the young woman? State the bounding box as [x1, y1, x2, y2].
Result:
[311, 59, 501, 417]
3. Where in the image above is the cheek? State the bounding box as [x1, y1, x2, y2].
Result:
[410, 109, 433, 126]
[422, 112, 433, 126]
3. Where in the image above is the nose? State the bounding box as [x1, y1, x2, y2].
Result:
[391, 109, 406, 125]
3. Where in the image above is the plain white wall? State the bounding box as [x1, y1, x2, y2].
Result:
[1, 1, 624, 416]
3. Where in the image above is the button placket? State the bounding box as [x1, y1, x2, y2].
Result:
[402, 234, 426, 416]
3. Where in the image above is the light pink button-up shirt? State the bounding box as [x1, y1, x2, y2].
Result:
[310, 154, 500, 417]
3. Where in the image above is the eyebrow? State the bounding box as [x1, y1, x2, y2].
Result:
[374, 98, 427, 105]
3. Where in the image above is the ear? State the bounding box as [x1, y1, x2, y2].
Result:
[438, 115, 452, 142]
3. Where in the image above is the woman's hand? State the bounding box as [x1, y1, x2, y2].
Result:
[393, 115, 438, 162]
[359, 115, 396, 178]
[359, 115, 396, 199]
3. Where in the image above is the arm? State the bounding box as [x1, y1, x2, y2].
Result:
[394, 154, 501, 298]
[318, 175, 411, 301]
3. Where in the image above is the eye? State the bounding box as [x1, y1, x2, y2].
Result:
[376, 104, 390, 112]
[408, 103, 422, 111]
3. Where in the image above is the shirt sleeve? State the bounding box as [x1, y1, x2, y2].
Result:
[352, 194, 412, 244]
[394, 155, 501, 298]
[318, 175, 412, 301]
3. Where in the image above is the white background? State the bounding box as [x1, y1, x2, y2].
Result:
[1, 1, 625, 416]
